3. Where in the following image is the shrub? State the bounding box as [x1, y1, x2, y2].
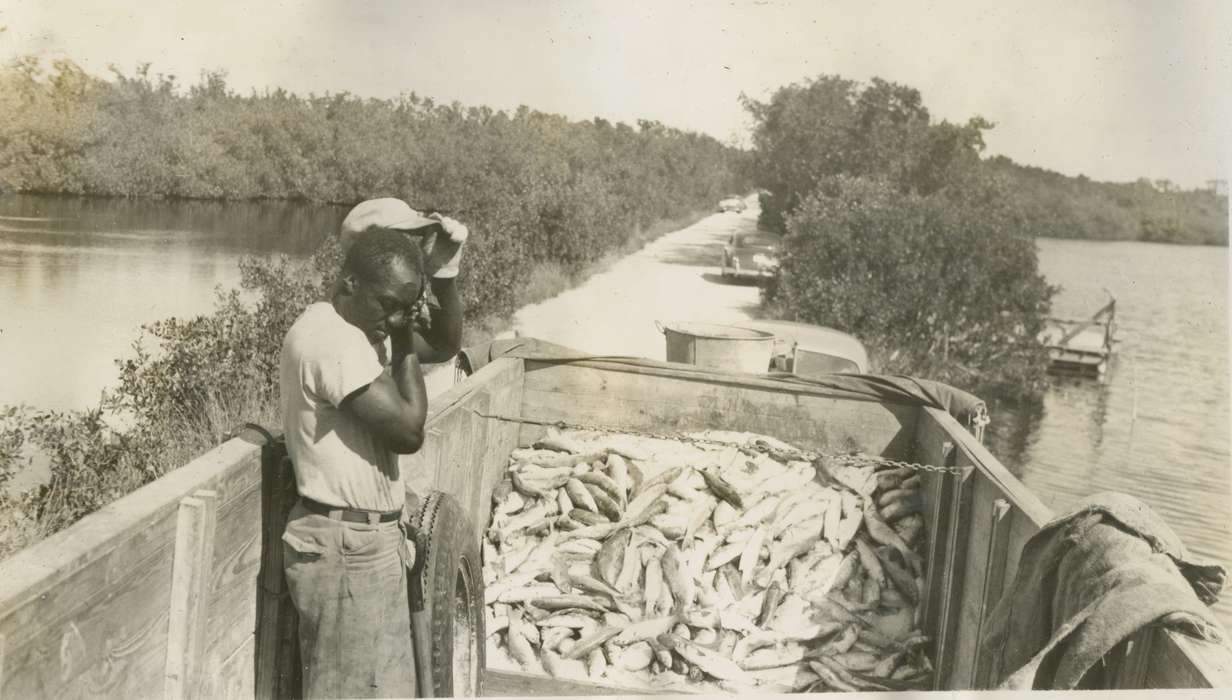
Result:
[764, 174, 1056, 400]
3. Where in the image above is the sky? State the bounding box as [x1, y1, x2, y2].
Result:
[1, 0, 1228, 189]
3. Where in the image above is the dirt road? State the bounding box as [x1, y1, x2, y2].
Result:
[512, 199, 764, 359]
[425, 197, 764, 395]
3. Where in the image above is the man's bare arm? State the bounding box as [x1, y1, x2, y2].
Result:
[342, 345, 428, 454]
[413, 277, 463, 364]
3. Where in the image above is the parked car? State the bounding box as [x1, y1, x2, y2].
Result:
[720, 231, 780, 280]
[717, 195, 747, 213]
[737, 319, 871, 375]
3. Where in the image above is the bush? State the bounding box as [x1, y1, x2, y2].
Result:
[764, 174, 1055, 400]
[744, 74, 1056, 398]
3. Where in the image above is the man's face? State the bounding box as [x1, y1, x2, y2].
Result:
[346, 258, 424, 345]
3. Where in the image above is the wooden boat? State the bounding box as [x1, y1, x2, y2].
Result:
[0, 348, 1227, 698]
[1041, 295, 1117, 377]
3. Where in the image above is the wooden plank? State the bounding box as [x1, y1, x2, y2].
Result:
[401, 357, 522, 544]
[972, 496, 1013, 690]
[199, 633, 257, 700]
[917, 440, 963, 691]
[0, 548, 175, 698]
[1146, 630, 1232, 689]
[164, 490, 218, 700]
[482, 669, 657, 697]
[949, 476, 1006, 690]
[919, 408, 1050, 527]
[1110, 628, 1154, 689]
[254, 443, 300, 700]
[201, 470, 264, 671]
[518, 362, 918, 458]
[0, 438, 264, 621]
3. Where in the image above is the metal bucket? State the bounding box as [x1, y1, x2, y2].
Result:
[657, 321, 775, 374]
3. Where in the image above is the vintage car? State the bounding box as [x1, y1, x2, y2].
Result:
[717, 194, 747, 213]
[720, 231, 780, 279]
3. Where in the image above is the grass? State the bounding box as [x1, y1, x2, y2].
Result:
[0, 389, 280, 560]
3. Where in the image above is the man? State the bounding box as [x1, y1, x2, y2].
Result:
[278, 198, 467, 698]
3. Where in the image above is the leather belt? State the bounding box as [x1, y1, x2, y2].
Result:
[301, 496, 402, 525]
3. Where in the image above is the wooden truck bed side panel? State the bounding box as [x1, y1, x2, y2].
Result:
[915, 407, 1232, 690]
[516, 359, 919, 457]
[405, 357, 525, 540]
[0, 437, 269, 700]
[915, 407, 1051, 690]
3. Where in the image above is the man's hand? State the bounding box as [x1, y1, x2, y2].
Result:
[425, 213, 467, 279]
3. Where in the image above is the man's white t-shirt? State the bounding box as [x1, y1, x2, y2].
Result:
[280, 301, 403, 512]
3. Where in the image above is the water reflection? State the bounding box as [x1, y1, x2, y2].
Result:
[0, 194, 345, 412]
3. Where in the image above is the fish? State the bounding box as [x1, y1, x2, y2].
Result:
[566, 478, 599, 512]
[558, 538, 602, 557]
[657, 633, 756, 683]
[620, 483, 669, 527]
[881, 499, 916, 522]
[606, 453, 631, 505]
[586, 648, 607, 679]
[563, 626, 621, 660]
[863, 499, 924, 575]
[705, 540, 745, 571]
[593, 529, 632, 585]
[538, 613, 598, 629]
[554, 488, 573, 515]
[892, 512, 924, 542]
[873, 545, 919, 605]
[877, 487, 912, 508]
[756, 531, 817, 588]
[692, 627, 719, 647]
[649, 513, 689, 540]
[738, 527, 767, 589]
[636, 466, 684, 498]
[508, 617, 541, 671]
[643, 555, 664, 618]
[854, 537, 886, 585]
[756, 582, 786, 627]
[738, 645, 806, 671]
[560, 523, 617, 542]
[660, 543, 694, 613]
[699, 468, 744, 510]
[484, 426, 936, 689]
[498, 503, 550, 541]
[613, 615, 679, 645]
[540, 626, 572, 652]
[712, 500, 739, 529]
[496, 582, 563, 604]
[548, 554, 573, 594]
[583, 481, 624, 520]
[617, 641, 655, 671]
[614, 543, 646, 595]
[569, 508, 610, 526]
[531, 595, 610, 613]
[572, 573, 622, 600]
[722, 494, 781, 534]
[541, 649, 588, 680]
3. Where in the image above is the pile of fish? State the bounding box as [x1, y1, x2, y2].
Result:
[482, 427, 933, 693]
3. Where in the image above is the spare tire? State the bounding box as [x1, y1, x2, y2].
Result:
[407, 490, 485, 697]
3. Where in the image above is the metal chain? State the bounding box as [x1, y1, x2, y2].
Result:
[470, 408, 971, 476]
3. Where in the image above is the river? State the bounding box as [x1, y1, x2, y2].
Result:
[2, 194, 1229, 625]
